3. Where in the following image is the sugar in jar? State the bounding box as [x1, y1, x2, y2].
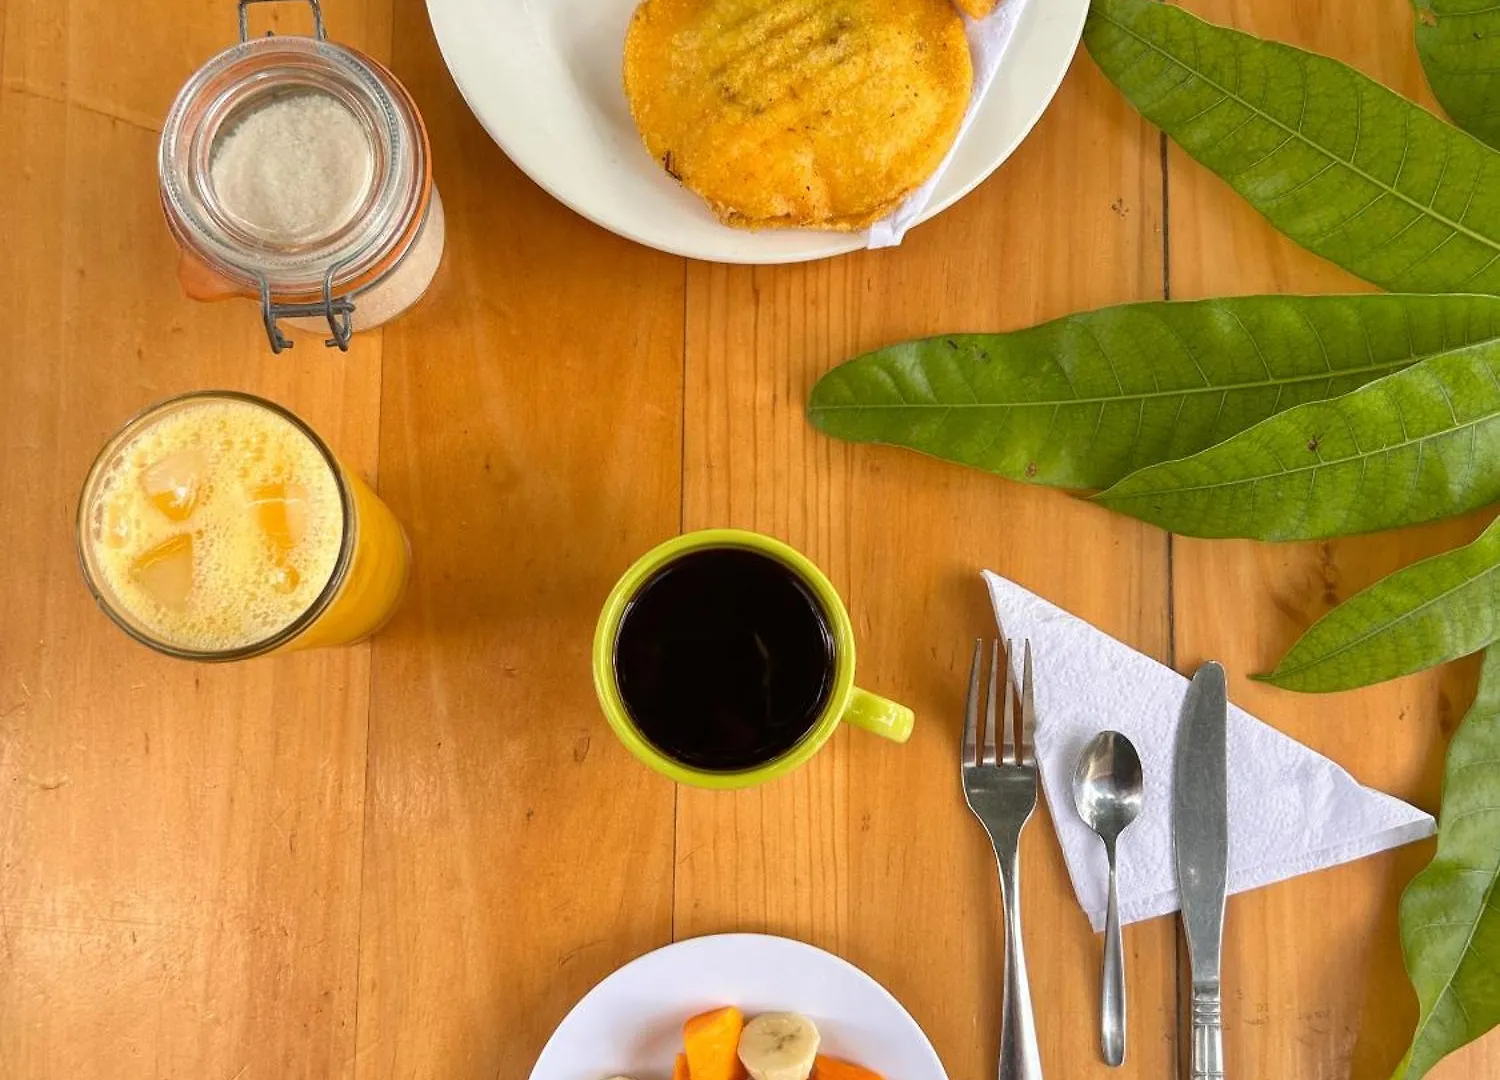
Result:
[159, 0, 444, 352]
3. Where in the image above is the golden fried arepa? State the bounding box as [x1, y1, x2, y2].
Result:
[623, 0, 972, 231]
[952, 0, 1000, 19]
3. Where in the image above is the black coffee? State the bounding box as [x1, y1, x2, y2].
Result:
[614, 547, 836, 772]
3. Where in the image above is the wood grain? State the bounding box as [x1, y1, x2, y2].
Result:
[1, 0, 391, 132]
[677, 51, 1176, 1080]
[1168, 0, 1500, 1077]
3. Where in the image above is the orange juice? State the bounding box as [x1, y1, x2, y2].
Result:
[77, 392, 409, 659]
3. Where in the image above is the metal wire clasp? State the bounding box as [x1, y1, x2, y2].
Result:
[239, 0, 327, 42]
[255, 258, 356, 354]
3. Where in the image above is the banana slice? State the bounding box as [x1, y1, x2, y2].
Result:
[737, 1012, 821, 1080]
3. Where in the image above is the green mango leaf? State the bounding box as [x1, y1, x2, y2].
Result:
[807, 294, 1500, 491]
[1255, 514, 1500, 692]
[1084, 0, 1500, 296]
[1093, 343, 1500, 539]
[1396, 645, 1500, 1080]
[1415, 0, 1500, 151]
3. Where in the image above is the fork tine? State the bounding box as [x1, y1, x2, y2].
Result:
[981, 640, 999, 765]
[1020, 638, 1036, 765]
[963, 639, 981, 766]
[1001, 639, 1017, 765]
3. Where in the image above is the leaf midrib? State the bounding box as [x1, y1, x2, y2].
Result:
[1102, 405, 1497, 501]
[1269, 544, 1500, 680]
[1421, 1, 1500, 21]
[809, 355, 1421, 412]
[1407, 671, 1500, 1072]
[1411, 863, 1500, 1064]
[1094, 6, 1500, 260]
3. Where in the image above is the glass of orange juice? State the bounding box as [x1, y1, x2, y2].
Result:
[76, 390, 410, 660]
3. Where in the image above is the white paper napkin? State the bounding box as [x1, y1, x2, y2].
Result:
[867, 1, 1031, 248]
[983, 571, 1437, 932]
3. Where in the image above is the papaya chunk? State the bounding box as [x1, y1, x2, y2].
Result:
[810, 1056, 884, 1080]
[683, 1006, 746, 1080]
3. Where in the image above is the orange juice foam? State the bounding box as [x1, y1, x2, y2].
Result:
[85, 399, 343, 652]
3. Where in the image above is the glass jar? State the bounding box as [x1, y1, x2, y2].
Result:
[159, 0, 444, 353]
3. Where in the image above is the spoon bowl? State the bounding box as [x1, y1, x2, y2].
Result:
[1072, 730, 1145, 841]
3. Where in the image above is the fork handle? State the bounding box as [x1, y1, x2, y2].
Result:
[996, 843, 1043, 1080]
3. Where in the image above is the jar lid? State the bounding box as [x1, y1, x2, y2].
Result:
[159, 12, 430, 348]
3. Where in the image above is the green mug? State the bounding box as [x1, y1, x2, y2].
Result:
[592, 528, 914, 790]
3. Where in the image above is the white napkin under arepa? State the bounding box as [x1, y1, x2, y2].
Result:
[867, 1, 1031, 247]
[983, 571, 1437, 932]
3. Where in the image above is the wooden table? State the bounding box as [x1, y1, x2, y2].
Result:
[3, 0, 1496, 1076]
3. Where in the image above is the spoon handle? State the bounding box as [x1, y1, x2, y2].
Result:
[1101, 844, 1125, 1066]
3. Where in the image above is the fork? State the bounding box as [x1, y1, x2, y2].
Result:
[962, 638, 1043, 1080]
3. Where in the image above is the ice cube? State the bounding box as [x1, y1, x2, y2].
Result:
[140, 449, 206, 522]
[128, 534, 194, 609]
[249, 482, 309, 551]
[93, 497, 133, 549]
[268, 563, 301, 594]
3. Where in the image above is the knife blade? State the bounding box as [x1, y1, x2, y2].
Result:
[1175, 661, 1228, 1080]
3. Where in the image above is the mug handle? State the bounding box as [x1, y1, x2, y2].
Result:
[842, 687, 915, 743]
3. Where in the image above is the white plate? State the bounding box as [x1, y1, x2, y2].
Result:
[529, 934, 948, 1080]
[425, 0, 1089, 263]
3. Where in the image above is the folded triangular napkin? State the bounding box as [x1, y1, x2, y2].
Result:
[984, 571, 1436, 931]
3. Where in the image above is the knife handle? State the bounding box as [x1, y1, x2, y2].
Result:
[1189, 981, 1224, 1080]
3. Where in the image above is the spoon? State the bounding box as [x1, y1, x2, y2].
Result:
[1072, 729, 1145, 1068]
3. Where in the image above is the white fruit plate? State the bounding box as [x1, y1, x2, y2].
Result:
[528, 934, 949, 1080]
[424, 0, 1089, 263]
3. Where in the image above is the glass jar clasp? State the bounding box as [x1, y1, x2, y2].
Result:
[238, 0, 327, 42]
[256, 258, 355, 354]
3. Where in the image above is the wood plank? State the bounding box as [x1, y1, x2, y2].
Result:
[677, 52, 1177, 1080]
[350, 6, 685, 1078]
[0, 67, 381, 1080]
[1166, 0, 1500, 1077]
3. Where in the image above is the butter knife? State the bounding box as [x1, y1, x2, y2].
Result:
[1174, 662, 1228, 1080]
